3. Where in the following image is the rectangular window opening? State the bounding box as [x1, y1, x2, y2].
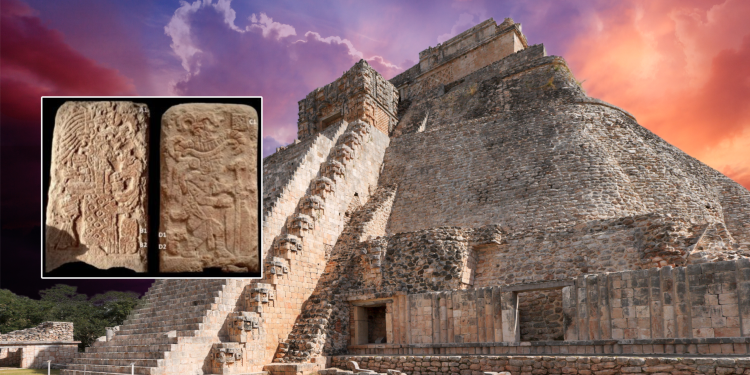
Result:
[518, 289, 565, 341]
[352, 304, 388, 345]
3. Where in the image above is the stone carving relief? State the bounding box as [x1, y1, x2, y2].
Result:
[230, 312, 263, 343]
[210, 342, 245, 373]
[160, 103, 259, 273]
[45, 101, 148, 272]
[274, 234, 303, 259]
[313, 177, 336, 196]
[248, 283, 276, 306]
[324, 160, 346, 179]
[265, 257, 289, 280]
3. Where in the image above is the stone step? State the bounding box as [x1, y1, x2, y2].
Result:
[69, 358, 162, 368]
[116, 322, 202, 335]
[86, 340, 177, 352]
[77, 351, 166, 360]
[120, 316, 206, 329]
[65, 363, 163, 375]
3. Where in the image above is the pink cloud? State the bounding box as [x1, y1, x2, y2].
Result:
[249, 12, 297, 39]
[164, 0, 402, 151]
[564, 0, 750, 190]
[0, 0, 135, 122]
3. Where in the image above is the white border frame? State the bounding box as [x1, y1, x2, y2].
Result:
[40, 96, 264, 280]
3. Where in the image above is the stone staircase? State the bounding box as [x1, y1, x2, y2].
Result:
[263, 122, 348, 254]
[61, 120, 389, 375]
[276, 185, 398, 362]
[61, 278, 251, 375]
[259, 120, 390, 373]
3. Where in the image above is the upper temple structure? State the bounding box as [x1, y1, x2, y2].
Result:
[62, 18, 750, 375]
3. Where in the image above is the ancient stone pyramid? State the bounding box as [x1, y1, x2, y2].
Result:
[62, 17, 750, 375]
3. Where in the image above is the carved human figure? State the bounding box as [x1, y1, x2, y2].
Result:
[160, 103, 259, 273]
[45, 101, 148, 272]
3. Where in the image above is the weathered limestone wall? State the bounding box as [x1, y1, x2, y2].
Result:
[391, 43, 547, 137]
[332, 355, 750, 375]
[1, 322, 78, 369]
[274, 185, 400, 364]
[262, 122, 347, 253]
[0, 347, 20, 367]
[518, 290, 564, 342]
[0, 322, 73, 342]
[382, 39, 750, 271]
[392, 18, 526, 100]
[333, 259, 750, 358]
[567, 259, 750, 341]
[472, 213, 749, 288]
[298, 61, 398, 140]
[257, 121, 390, 371]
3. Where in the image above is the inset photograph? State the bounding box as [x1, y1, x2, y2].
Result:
[42, 97, 262, 278]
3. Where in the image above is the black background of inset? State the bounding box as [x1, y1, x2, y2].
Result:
[42, 97, 262, 278]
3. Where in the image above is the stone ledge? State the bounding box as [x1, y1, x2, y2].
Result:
[0, 341, 80, 346]
[332, 355, 750, 375]
[349, 337, 750, 350]
[573, 97, 636, 120]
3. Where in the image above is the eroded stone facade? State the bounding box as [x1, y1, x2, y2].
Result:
[160, 103, 259, 273]
[0, 322, 79, 369]
[60, 17, 750, 375]
[46, 101, 148, 272]
[297, 60, 398, 140]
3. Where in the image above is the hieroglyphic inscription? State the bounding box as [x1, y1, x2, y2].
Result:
[45, 101, 148, 272]
[160, 103, 259, 273]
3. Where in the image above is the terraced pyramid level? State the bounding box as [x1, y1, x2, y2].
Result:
[64, 17, 750, 375]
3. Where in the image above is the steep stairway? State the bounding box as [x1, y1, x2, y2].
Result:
[61, 278, 250, 375]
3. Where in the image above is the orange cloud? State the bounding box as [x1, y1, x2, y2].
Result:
[564, 0, 750, 190]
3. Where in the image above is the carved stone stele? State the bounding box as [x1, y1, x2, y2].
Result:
[45, 101, 149, 272]
[160, 103, 259, 273]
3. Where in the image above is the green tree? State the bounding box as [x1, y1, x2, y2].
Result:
[1, 285, 141, 350]
[0, 289, 51, 333]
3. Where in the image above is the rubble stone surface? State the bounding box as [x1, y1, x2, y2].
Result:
[0, 322, 79, 369]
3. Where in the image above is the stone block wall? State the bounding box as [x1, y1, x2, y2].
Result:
[338, 259, 750, 357]
[18, 343, 78, 368]
[0, 322, 73, 342]
[382, 24, 750, 269]
[392, 18, 527, 101]
[518, 290, 563, 342]
[567, 259, 750, 341]
[332, 355, 750, 375]
[0, 343, 78, 368]
[263, 121, 347, 253]
[343, 287, 506, 349]
[297, 60, 398, 140]
[472, 213, 748, 288]
[258, 121, 391, 370]
[0, 347, 21, 366]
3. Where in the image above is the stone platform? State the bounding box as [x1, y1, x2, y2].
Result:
[331, 355, 750, 375]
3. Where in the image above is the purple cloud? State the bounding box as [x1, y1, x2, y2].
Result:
[164, 0, 403, 149]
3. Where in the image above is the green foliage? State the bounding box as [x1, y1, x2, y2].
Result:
[0, 285, 141, 351]
[0, 289, 52, 332]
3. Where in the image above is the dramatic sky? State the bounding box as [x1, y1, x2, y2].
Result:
[1, 0, 749, 297]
